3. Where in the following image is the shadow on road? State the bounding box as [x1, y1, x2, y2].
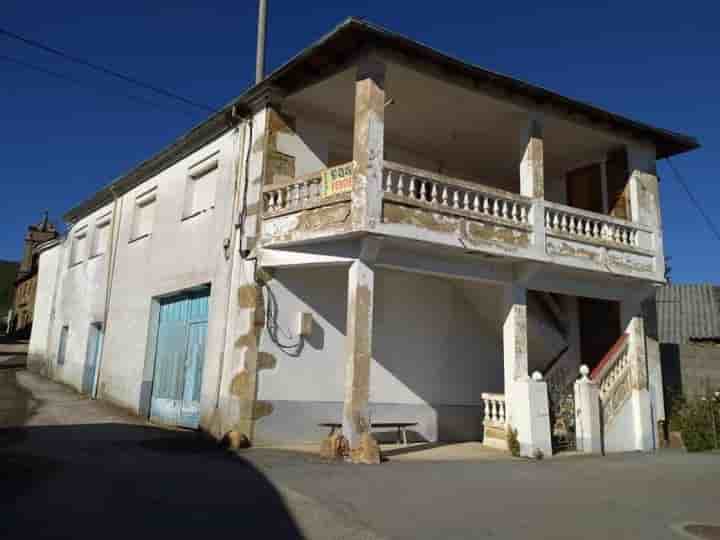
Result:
[0, 423, 305, 539]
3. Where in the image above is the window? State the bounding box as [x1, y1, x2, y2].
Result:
[58, 325, 69, 366]
[132, 188, 157, 240]
[70, 228, 88, 266]
[184, 155, 218, 218]
[92, 215, 111, 257]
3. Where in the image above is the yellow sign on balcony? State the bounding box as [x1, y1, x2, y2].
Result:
[321, 162, 354, 198]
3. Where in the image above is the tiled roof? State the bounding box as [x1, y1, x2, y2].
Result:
[655, 284, 720, 343]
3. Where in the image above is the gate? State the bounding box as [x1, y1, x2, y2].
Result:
[547, 368, 577, 452]
[150, 289, 209, 429]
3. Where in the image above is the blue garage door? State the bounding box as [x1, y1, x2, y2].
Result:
[150, 289, 209, 429]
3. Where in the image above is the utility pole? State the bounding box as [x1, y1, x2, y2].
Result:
[256, 0, 267, 84]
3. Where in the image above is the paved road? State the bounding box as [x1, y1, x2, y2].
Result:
[0, 337, 28, 369]
[3, 368, 720, 540]
[0, 368, 382, 540]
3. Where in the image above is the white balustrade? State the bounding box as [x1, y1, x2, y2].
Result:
[264, 176, 324, 215]
[482, 393, 507, 426]
[591, 335, 631, 400]
[544, 207, 641, 249]
[383, 163, 531, 226]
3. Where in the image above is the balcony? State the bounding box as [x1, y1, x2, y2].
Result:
[260, 160, 660, 282]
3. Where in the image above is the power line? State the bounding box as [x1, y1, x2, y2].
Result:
[664, 157, 720, 244]
[0, 54, 200, 118]
[0, 27, 216, 113]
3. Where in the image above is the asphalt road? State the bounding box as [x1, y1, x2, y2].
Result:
[2, 366, 719, 540]
[0, 368, 381, 540]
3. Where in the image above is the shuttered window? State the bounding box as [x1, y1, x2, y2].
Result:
[92, 216, 111, 256]
[184, 156, 218, 218]
[70, 230, 88, 266]
[132, 189, 156, 240]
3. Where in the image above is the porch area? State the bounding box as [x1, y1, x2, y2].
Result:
[256, 50, 665, 284]
[255, 233, 660, 459]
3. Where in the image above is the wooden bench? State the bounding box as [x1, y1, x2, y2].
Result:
[319, 422, 418, 445]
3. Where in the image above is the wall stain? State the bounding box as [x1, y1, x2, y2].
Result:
[253, 400, 274, 419]
[547, 240, 600, 263]
[463, 221, 529, 250]
[382, 203, 457, 233]
[257, 352, 276, 370]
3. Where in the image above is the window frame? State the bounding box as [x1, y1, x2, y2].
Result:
[90, 213, 112, 258]
[70, 226, 88, 267]
[130, 187, 157, 242]
[183, 153, 219, 220]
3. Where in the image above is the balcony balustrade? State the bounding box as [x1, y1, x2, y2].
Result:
[260, 160, 661, 281]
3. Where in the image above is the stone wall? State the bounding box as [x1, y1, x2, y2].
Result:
[661, 341, 720, 403]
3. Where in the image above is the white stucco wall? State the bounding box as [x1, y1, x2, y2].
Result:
[258, 267, 504, 406]
[27, 244, 62, 375]
[36, 127, 244, 416]
[97, 129, 239, 412]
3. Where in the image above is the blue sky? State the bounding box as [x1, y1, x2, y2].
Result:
[1, 1, 717, 283]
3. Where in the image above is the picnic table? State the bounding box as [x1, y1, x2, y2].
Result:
[319, 421, 418, 445]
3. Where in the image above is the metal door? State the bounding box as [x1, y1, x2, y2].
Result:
[82, 323, 103, 396]
[150, 290, 209, 428]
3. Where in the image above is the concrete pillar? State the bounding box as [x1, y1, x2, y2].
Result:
[626, 145, 664, 281]
[351, 55, 385, 231]
[621, 299, 655, 451]
[502, 284, 528, 399]
[520, 113, 544, 199]
[574, 366, 602, 453]
[503, 283, 552, 457]
[342, 258, 375, 450]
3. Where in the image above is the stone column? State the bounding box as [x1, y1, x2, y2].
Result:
[214, 93, 277, 445]
[574, 366, 602, 453]
[351, 55, 385, 231]
[502, 283, 553, 457]
[342, 254, 378, 462]
[520, 113, 544, 199]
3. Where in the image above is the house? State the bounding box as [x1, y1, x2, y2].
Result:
[646, 284, 720, 404]
[7, 213, 58, 337]
[27, 18, 699, 459]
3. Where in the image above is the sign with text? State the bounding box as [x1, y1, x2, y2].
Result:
[321, 162, 354, 198]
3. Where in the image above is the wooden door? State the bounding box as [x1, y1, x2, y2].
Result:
[566, 164, 603, 213]
[150, 290, 209, 429]
[606, 148, 630, 220]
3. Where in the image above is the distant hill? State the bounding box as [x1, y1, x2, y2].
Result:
[0, 260, 19, 317]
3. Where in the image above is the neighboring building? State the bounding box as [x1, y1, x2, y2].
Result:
[8, 214, 58, 336]
[647, 284, 720, 403]
[28, 19, 699, 458]
[0, 260, 20, 333]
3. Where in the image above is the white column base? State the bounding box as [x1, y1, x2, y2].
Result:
[632, 388, 655, 451]
[510, 378, 553, 457]
[574, 378, 602, 453]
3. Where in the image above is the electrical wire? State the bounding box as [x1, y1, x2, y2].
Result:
[664, 157, 720, 245]
[0, 26, 216, 113]
[0, 54, 201, 117]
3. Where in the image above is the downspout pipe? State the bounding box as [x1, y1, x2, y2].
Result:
[92, 186, 122, 398]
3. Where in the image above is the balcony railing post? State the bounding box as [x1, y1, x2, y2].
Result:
[532, 199, 547, 259]
[351, 54, 385, 231]
[520, 113, 544, 199]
